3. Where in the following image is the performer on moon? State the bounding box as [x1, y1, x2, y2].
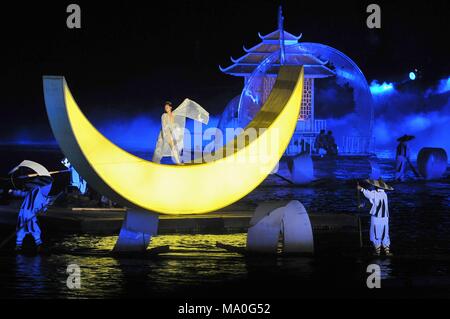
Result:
[152, 99, 209, 164]
[152, 101, 182, 164]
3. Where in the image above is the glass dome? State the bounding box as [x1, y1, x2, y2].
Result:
[220, 42, 374, 154]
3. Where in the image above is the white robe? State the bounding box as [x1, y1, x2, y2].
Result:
[12, 182, 52, 247]
[361, 188, 390, 248]
[152, 113, 182, 164]
[152, 99, 209, 164]
[8, 161, 53, 247]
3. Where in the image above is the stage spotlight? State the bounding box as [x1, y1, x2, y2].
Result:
[408, 68, 422, 81]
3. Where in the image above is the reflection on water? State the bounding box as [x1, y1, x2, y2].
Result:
[0, 149, 449, 298]
[1, 234, 250, 298]
[2, 232, 449, 298]
[370, 258, 393, 280]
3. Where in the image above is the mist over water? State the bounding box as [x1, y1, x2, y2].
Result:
[370, 77, 450, 160]
[95, 114, 220, 154]
[1, 77, 449, 162]
[96, 115, 160, 153]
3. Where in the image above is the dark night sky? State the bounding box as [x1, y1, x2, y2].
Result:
[0, 0, 448, 142]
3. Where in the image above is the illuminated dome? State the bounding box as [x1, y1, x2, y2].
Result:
[220, 42, 374, 155]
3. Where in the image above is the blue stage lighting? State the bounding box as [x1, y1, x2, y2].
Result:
[409, 72, 416, 81]
[370, 81, 394, 95]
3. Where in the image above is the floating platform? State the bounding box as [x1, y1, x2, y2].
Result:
[0, 203, 362, 253]
[0, 204, 360, 233]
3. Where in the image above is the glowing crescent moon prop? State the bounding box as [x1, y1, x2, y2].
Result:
[43, 66, 304, 215]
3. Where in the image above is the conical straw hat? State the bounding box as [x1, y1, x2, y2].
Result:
[364, 178, 394, 191]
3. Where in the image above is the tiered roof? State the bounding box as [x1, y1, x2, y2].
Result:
[220, 29, 335, 78]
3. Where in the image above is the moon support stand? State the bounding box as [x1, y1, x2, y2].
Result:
[287, 153, 315, 185]
[247, 200, 314, 254]
[417, 147, 448, 180]
[113, 210, 159, 252]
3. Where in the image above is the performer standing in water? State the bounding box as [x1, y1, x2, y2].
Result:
[152, 101, 182, 164]
[358, 178, 393, 256]
[395, 134, 415, 181]
[9, 176, 53, 251]
[5, 161, 54, 252]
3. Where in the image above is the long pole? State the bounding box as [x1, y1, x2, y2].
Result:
[0, 229, 18, 250]
[356, 181, 364, 248]
[274, 173, 294, 185]
[0, 211, 44, 250]
[278, 6, 285, 65]
[0, 169, 69, 181]
[356, 181, 361, 210]
[406, 158, 421, 178]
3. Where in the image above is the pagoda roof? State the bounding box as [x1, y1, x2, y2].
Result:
[220, 64, 335, 79]
[231, 52, 326, 65]
[258, 29, 302, 41]
[220, 28, 335, 78]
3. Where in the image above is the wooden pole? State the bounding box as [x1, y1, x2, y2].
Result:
[274, 173, 294, 185]
[0, 231, 16, 250]
[0, 212, 45, 250]
[407, 158, 421, 178]
[0, 169, 69, 181]
[356, 181, 361, 210]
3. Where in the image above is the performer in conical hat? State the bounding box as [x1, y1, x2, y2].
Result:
[395, 134, 415, 181]
[397, 134, 415, 142]
[7, 161, 53, 252]
[357, 178, 393, 256]
[364, 178, 394, 191]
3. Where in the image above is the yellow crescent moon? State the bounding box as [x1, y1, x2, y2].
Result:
[43, 66, 304, 215]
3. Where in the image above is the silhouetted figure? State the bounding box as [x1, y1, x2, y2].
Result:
[314, 130, 327, 156]
[9, 176, 53, 251]
[325, 130, 338, 155]
[395, 134, 414, 181]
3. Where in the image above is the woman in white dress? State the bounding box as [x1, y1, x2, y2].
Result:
[152, 101, 182, 164]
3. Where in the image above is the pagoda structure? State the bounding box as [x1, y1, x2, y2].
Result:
[220, 7, 336, 155]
